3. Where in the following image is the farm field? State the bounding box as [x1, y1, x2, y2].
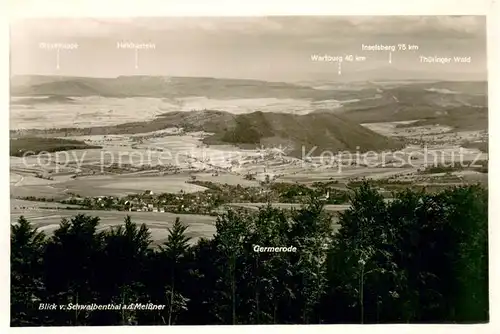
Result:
[59, 175, 208, 196]
[10, 95, 353, 130]
[11, 198, 83, 209]
[10, 173, 209, 199]
[363, 121, 488, 148]
[10, 128, 488, 200]
[10, 206, 217, 245]
[10, 201, 345, 245]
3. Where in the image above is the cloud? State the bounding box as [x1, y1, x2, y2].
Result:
[262, 16, 486, 40]
[11, 16, 485, 40]
[10, 17, 285, 39]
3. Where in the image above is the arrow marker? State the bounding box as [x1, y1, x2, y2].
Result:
[389, 51, 392, 64]
[135, 49, 139, 69]
[56, 48, 60, 70]
[338, 61, 342, 75]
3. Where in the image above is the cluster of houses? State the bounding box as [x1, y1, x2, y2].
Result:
[65, 189, 222, 215]
[60, 178, 349, 215]
[124, 190, 166, 212]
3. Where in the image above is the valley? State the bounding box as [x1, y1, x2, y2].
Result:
[10, 76, 488, 241]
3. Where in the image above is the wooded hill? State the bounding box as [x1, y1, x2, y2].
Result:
[11, 110, 402, 157]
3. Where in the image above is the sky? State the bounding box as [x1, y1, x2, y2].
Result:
[10, 16, 487, 81]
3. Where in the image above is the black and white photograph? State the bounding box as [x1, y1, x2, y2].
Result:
[9, 14, 489, 326]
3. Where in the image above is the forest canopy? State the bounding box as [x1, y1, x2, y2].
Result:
[11, 182, 488, 326]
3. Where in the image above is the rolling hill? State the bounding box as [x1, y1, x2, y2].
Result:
[11, 110, 403, 157]
[10, 75, 488, 142]
[319, 81, 488, 131]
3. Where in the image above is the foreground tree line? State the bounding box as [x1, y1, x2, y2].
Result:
[11, 183, 488, 326]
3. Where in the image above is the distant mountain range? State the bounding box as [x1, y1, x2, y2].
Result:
[10, 75, 341, 100]
[302, 65, 487, 82]
[9, 75, 402, 101]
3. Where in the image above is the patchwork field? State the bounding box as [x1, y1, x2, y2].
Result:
[10, 127, 488, 201]
[10, 95, 353, 130]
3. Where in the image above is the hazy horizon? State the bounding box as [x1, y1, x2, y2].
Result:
[9, 73, 487, 84]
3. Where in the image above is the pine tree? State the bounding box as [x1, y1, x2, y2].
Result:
[11, 216, 46, 326]
[160, 218, 191, 325]
[213, 209, 250, 324]
[43, 214, 102, 325]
